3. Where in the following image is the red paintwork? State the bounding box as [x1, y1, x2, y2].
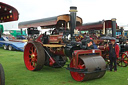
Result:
[35, 34, 44, 44]
[0, 2, 19, 23]
[72, 49, 101, 67]
[49, 57, 55, 66]
[77, 23, 103, 31]
[49, 35, 63, 44]
[121, 51, 128, 64]
[70, 58, 85, 81]
[76, 20, 118, 31]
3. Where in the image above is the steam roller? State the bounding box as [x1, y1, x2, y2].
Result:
[67, 50, 106, 81]
[20, 6, 107, 82]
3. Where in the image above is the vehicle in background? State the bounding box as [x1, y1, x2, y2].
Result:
[76, 19, 128, 67]
[9, 30, 27, 39]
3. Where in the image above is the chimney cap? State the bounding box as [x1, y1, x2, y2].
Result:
[69, 6, 77, 12]
[111, 18, 116, 21]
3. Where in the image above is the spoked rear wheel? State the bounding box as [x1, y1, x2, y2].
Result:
[24, 41, 45, 71]
[70, 58, 85, 81]
[117, 53, 128, 67]
[0, 64, 5, 85]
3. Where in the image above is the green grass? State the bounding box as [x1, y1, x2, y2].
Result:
[0, 47, 128, 85]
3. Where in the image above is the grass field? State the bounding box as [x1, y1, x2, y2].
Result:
[0, 47, 128, 85]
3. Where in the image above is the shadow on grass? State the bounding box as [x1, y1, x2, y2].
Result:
[35, 66, 66, 73]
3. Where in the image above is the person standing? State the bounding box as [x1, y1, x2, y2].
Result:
[108, 39, 119, 72]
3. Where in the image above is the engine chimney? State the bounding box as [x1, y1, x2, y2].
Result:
[111, 18, 116, 38]
[69, 6, 77, 40]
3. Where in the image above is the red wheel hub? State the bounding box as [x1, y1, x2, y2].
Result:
[70, 58, 85, 81]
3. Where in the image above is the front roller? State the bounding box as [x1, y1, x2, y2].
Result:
[24, 41, 45, 71]
[67, 50, 107, 81]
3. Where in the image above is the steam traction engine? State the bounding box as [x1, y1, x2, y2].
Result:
[76, 19, 128, 67]
[19, 7, 107, 81]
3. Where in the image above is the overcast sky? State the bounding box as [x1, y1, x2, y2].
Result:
[1, 0, 128, 30]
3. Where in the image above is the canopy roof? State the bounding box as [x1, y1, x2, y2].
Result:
[76, 20, 117, 31]
[18, 14, 82, 28]
[0, 2, 19, 23]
